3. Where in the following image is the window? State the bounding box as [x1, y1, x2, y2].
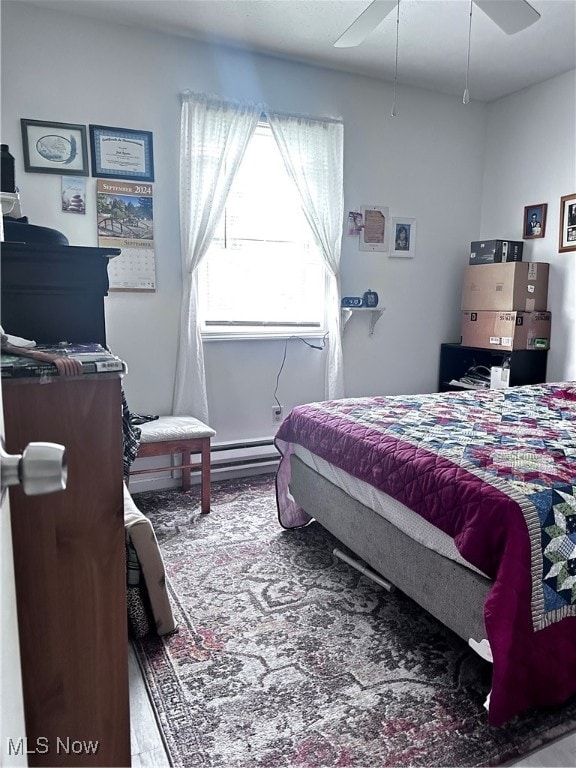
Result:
[199, 122, 326, 338]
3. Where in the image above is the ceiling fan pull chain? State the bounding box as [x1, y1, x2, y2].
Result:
[391, 0, 400, 117]
[463, 0, 473, 104]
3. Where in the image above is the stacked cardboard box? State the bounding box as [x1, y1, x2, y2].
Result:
[460, 261, 551, 351]
[469, 239, 523, 265]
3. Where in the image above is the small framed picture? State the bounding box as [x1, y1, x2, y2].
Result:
[390, 217, 416, 258]
[347, 211, 363, 236]
[559, 193, 576, 252]
[20, 119, 89, 176]
[89, 124, 154, 181]
[61, 176, 86, 214]
[359, 205, 389, 252]
[523, 203, 547, 239]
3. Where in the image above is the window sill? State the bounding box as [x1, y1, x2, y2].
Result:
[202, 329, 327, 342]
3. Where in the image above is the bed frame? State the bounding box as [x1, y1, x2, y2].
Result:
[289, 454, 492, 647]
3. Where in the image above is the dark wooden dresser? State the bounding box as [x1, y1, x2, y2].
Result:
[3, 371, 131, 767]
[1, 241, 119, 345]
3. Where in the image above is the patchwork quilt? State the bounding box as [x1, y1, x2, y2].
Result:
[274, 382, 576, 725]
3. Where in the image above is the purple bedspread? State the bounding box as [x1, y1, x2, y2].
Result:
[274, 382, 576, 725]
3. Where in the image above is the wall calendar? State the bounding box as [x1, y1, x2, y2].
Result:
[96, 179, 156, 291]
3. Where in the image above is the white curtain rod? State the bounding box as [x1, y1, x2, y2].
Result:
[180, 90, 343, 126]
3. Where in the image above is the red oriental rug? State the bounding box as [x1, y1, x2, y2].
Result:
[132, 474, 576, 767]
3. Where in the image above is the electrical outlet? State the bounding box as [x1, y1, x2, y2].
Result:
[272, 405, 283, 424]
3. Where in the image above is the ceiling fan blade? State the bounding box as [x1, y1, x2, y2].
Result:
[474, 0, 541, 35]
[334, 0, 398, 48]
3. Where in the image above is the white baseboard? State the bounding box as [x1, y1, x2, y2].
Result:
[128, 459, 279, 495]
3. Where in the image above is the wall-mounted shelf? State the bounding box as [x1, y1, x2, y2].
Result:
[341, 307, 385, 337]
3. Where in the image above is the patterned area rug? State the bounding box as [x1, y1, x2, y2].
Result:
[132, 474, 576, 767]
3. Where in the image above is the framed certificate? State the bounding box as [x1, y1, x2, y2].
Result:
[89, 124, 154, 181]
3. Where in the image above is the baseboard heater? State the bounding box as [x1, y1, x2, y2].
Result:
[128, 438, 280, 491]
[210, 438, 280, 473]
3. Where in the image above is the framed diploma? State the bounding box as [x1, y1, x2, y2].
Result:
[89, 124, 154, 181]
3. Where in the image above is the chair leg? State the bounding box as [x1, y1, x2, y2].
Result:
[200, 439, 211, 514]
[181, 450, 191, 492]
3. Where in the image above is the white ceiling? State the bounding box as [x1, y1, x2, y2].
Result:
[12, 0, 576, 101]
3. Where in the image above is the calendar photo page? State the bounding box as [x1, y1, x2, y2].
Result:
[96, 179, 156, 291]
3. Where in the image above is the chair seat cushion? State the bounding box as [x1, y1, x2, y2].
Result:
[138, 415, 216, 444]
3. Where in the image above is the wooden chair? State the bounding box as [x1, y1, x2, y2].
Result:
[129, 416, 215, 513]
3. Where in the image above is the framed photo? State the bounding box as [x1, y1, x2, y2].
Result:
[347, 210, 363, 235]
[559, 193, 576, 252]
[359, 205, 389, 252]
[89, 124, 154, 181]
[523, 203, 547, 239]
[390, 217, 417, 258]
[20, 119, 88, 176]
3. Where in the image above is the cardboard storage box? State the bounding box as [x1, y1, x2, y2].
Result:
[461, 311, 551, 351]
[470, 239, 523, 264]
[461, 262, 549, 312]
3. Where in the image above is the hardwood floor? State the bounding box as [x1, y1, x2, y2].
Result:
[129, 643, 575, 767]
[511, 733, 575, 768]
[129, 645, 170, 767]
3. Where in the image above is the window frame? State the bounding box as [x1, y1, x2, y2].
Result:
[200, 273, 330, 342]
[198, 121, 328, 342]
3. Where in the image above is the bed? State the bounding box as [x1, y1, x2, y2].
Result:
[274, 382, 576, 726]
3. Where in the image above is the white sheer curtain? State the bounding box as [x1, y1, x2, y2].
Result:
[267, 113, 345, 400]
[173, 92, 262, 422]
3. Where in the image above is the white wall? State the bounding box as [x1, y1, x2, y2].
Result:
[8, 1, 570, 448]
[480, 69, 576, 382]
